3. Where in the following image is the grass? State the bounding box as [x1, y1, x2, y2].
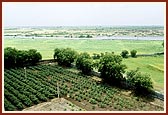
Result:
[4, 38, 164, 91]
[123, 56, 164, 92]
[4, 38, 163, 59]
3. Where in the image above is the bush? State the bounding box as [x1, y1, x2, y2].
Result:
[4, 47, 42, 68]
[4, 47, 17, 68]
[98, 53, 127, 85]
[121, 50, 129, 58]
[92, 53, 101, 59]
[76, 52, 93, 75]
[130, 50, 137, 57]
[127, 69, 153, 95]
[54, 48, 78, 67]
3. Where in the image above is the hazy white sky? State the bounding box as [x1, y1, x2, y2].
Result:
[3, 2, 165, 27]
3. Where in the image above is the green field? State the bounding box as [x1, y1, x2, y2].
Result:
[123, 56, 164, 92]
[4, 38, 164, 92]
[4, 38, 164, 59]
[4, 64, 164, 111]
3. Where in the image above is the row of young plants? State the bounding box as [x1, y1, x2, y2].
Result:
[4, 64, 163, 111]
[54, 48, 154, 95]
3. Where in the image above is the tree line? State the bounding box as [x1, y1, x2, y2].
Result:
[4, 47, 154, 95]
[53, 48, 153, 95]
[4, 47, 42, 68]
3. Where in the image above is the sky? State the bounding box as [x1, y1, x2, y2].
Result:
[3, 2, 165, 27]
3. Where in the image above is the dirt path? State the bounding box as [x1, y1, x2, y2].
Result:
[23, 98, 85, 111]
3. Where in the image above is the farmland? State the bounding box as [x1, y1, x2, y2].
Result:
[4, 38, 163, 59]
[4, 26, 164, 38]
[4, 64, 164, 111]
[123, 56, 164, 92]
[3, 26, 165, 111]
[4, 38, 164, 92]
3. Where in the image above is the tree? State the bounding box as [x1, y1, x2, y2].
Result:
[4, 47, 42, 68]
[98, 53, 127, 85]
[80, 58, 93, 75]
[162, 41, 164, 47]
[121, 50, 129, 58]
[130, 50, 137, 58]
[76, 52, 93, 75]
[86, 34, 93, 38]
[54, 48, 62, 60]
[92, 53, 100, 59]
[4, 47, 17, 68]
[54, 48, 78, 67]
[27, 49, 42, 65]
[16, 50, 29, 67]
[127, 69, 153, 94]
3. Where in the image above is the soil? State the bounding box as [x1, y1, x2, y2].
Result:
[22, 98, 85, 111]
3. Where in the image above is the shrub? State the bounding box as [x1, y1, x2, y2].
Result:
[92, 53, 101, 59]
[4, 47, 42, 68]
[127, 69, 153, 95]
[54, 48, 78, 67]
[130, 50, 137, 57]
[98, 53, 127, 85]
[121, 50, 129, 58]
[76, 52, 93, 75]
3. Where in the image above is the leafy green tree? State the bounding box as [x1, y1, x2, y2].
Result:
[76, 52, 93, 75]
[86, 34, 93, 38]
[27, 49, 42, 65]
[4, 47, 17, 68]
[98, 53, 127, 85]
[53, 48, 62, 60]
[92, 53, 101, 59]
[4, 47, 42, 68]
[80, 58, 93, 74]
[16, 50, 29, 67]
[121, 50, 129, 58]
[130, 50, 137, 57]
[55, 48, 77, 67]
[127, 69, 153, 94]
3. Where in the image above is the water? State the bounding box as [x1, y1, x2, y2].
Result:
[4, 36, 164, 41]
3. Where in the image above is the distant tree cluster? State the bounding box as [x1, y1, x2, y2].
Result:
[121, 49, 137, 58]
[79, 34, 93, 38]
[4, 47, 42, 68]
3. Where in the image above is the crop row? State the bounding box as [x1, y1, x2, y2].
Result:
[4, 64, 163, 111]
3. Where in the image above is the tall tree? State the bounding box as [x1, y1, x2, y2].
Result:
[98, 53, 127, 85]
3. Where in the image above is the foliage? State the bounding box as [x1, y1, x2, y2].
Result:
[98, 53, 127, 85]
[4, 47, 17, 68]
[53, 48, 61, 60]
[127, 69, 153, 94]
[5, 38, 163, 59]
[121, 50, 129, 58]
[76, 52, 93, 75]
[92, 53, 101, 59]
[54, 48, 78, 67]
[4, 47, 42, 68]
[130, 50, 137, 58]
[4, 64, 163, 111]
[27, 49, 42, 65]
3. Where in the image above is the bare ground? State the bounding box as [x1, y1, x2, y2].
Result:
[22, 98, 85, 111]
